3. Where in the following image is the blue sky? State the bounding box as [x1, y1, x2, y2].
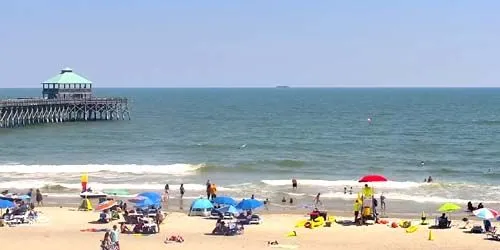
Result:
[1, 1, 499, 88]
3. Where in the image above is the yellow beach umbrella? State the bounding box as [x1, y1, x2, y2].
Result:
[437, 202, 461, 213]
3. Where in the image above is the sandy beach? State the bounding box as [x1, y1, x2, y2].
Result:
[0, 206, 498, 250]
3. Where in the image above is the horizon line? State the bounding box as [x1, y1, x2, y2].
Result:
[2, 86, 500, 89]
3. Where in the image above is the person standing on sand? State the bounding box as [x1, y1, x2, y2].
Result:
[292, 178, 297, 190]
[179, 184, 185, 199]
[164, 184, 169, 202]
[380, 193, 386, 212]
[353, 199, 361, 224]
[35, 189, 43, 206]
[206, 180, 211, 199]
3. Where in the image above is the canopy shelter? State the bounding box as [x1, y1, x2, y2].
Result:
[42, 67, 93, 99]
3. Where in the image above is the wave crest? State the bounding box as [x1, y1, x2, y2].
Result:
[261, 179, 426, 189]
[0, 163, 206, 175]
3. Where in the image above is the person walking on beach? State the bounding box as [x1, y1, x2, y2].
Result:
[35, 189, 43, 207]
[314, 193, 322, 206]
[179, 184, 185, 200]
[292, 178, 297, 190]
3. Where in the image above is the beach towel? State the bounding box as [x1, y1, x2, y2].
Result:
[269, 245, 298, 249]
[80, 228, 109, 232]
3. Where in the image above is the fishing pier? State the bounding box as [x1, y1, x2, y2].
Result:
[0, 68, 130, 128]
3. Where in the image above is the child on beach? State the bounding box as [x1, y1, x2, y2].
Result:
[35, 189, 43, 206]
[292, 178, 297, 190]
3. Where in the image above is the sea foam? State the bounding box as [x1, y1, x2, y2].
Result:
[261, 179, 426, 189]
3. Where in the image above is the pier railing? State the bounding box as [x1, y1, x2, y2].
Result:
[0, 98, 127, 107]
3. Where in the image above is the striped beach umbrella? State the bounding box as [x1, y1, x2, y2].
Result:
[96, 200, 116, 211]
[473, 208, 499, 220]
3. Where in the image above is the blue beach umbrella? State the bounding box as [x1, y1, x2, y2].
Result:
[17, 195, 31, 201]
[217, 205, 239, 214]
[0, 199, 15, 209]
[132, 197, 154, 208]
[191, 198, 214, 209]
[236, 199, 263, 210]
[137, 192, 162, 204]
[212, 196, 237, 206]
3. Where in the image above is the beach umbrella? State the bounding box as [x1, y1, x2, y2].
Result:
[137, 192, 162, 204]
[128, 196, 147, 203]
[133, 197, 154, 208]
[96, 200, 116, 211]
[473, 208, 499, 220]
[0, 199, 15, 209]
[212, 196, 237, 206]
[191, 198, 214, 209]
[358, 174, 388, 182]
[438, 202, 461, 213]
[104, 189, 129, 196]
[236, 199, 263, 210]
[217, 205, 239, 215]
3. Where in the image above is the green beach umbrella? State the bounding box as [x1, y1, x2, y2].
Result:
[437, 202, 461, 213]
[104, 189, 129, 196]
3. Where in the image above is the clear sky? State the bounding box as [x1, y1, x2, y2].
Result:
[1, 1, 499, 88]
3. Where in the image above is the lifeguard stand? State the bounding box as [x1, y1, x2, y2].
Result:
[42, 67, 93, 99]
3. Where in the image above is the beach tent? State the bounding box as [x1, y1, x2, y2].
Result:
[78, 198, 93, 211]
[189, 198, 213, 216]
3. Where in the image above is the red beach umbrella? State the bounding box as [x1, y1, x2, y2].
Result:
[358, 174, 388, 182]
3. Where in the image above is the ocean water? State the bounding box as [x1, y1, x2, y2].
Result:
[1, 88, 499, 207]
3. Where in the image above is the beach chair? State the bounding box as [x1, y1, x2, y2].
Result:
[249, 214, 263, 225]
[225, 222, 244, 236]
[486, 227, 497, 239]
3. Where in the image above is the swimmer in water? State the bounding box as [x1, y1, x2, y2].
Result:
[427, 176, 433, 183]
[420, 161, 425, 167]
[367, 117, 372, 124]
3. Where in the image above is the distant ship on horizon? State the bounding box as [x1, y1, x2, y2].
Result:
[276, 85, 290, 88]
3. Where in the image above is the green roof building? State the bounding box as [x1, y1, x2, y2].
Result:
[42, 67, 93, 99]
